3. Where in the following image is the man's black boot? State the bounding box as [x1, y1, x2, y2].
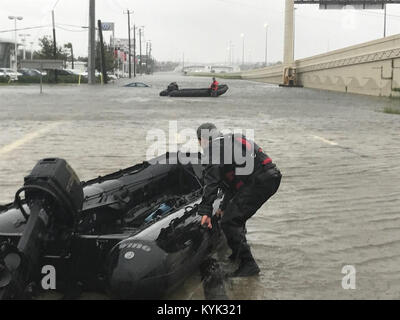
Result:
[228, 259, 260, 277]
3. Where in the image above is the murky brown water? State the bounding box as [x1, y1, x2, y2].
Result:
[1, 73, 400, 299]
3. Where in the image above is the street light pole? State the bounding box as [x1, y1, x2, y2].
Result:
[384, 3, 387, 37]
[264, 23, 268, 66]
[19, 33, 30, 60]
[240, 33, 244, 66]
[8, 16, 23, 71]
[231, 44, 235, 66]
[228, 41, 232, 66]
[30, 41, 34, 60]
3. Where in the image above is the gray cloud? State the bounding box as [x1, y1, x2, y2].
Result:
[1, 0, 399, 63]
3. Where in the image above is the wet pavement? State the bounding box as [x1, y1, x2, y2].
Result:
[0, 73, 400, 299]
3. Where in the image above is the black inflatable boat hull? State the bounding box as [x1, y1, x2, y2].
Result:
[160, 84, 228, 97]
[0, 153, 222, 299]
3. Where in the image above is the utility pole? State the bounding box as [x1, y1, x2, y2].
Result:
[52, 10, 58, 83]
[97, 20, 107, 84]
[124, 10, 133, 79]
[139, 28, 142, 75]
[88, 0, 96, 84]
[145, 41, 149, 74]
[133, 25, 136, 77]
[148, 42, 152, 74]
[71, 45, 74, 69]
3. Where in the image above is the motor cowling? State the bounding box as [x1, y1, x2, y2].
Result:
[17, 158, 84, 227]
[0, 158, 83, 299]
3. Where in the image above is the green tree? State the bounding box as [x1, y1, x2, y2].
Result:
[77, 56, 88, 62]
[33, 36, 68, 60]
[33, 36, 69, 83]
[95, 42, 116, 73]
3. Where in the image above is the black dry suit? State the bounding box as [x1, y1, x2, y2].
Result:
[198, 133, 282, 263]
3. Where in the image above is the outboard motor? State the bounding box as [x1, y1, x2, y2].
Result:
[0, 158, 83, 299]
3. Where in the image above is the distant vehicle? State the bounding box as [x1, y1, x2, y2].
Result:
[123, 82, 150, 88]
[0, 68, 23, 80]
[18, 68, 44, 77]
[64, 68, 84, 76]
[81, 70, 101, 78]
[56, 69, 75, 76]
[106, 73, 118, 81]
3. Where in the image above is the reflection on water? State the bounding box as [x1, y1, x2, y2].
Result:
[1, 73, 400, 299]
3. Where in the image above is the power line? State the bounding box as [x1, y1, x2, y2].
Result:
[0, 25, 51, 33]
[112, 0, 125, 11]
[216, 0, 400, 20]
[214, 0, 271, 11]
[56, 25, 87, 32]
[57, 23, 88, 28]
[53, 0, 61, 10]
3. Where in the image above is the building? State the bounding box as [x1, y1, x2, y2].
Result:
[0, 38, 15, 68]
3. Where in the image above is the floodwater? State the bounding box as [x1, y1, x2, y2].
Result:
[0, 73, 400, 299]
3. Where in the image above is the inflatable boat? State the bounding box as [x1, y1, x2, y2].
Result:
[0, 153, 222, 299]
[160, 84, 229, 97]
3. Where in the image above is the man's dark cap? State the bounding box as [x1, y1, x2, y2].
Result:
[197, 123, 220, 140]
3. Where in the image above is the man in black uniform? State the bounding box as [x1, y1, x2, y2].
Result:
[197, 123, 281, 277]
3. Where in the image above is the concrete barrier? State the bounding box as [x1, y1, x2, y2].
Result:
[185, 72, 242, 79]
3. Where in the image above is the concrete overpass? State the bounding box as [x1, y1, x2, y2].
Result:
[241, 0, 400, 97]
[242, 34, 400, 97]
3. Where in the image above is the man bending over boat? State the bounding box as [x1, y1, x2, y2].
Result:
[197, 123, 282, 277]
[210, 77, 219, 97]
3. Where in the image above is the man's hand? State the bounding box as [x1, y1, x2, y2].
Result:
[201, 215, 212, 229]
[215, 208, 224, 218]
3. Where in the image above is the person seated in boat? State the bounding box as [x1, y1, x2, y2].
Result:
[167, 82, 179, 92]
[210, 77, 219, 97]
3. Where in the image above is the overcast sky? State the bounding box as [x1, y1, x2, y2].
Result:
[2, 0, 400, 64]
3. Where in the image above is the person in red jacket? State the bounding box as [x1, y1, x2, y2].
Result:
[210, 77, 219, 97]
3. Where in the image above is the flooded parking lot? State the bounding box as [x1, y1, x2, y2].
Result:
[1, 73, 400, 299]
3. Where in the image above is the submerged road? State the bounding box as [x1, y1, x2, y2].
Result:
[0, 73, 399, 299]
